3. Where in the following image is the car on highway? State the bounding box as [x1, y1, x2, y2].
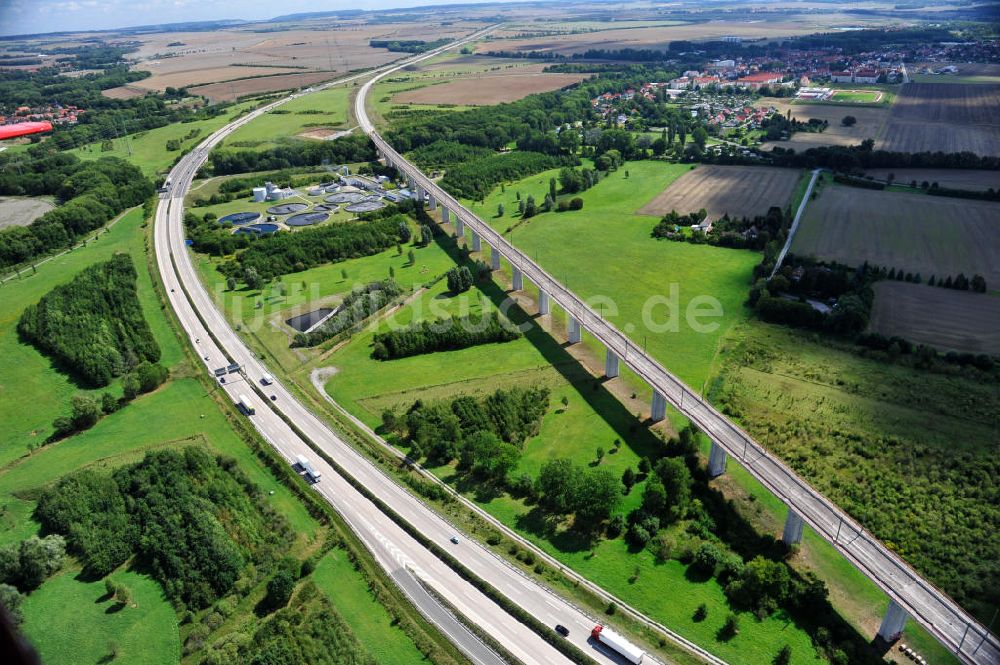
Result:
[270, 394, 277, 401]
[555, 624, 570, 637]
[450, 535, 460, 545]
[219, 377, 226, 384]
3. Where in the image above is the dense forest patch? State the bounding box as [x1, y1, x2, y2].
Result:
[35, 447, 292, 609]
[17, 254, 160, 386]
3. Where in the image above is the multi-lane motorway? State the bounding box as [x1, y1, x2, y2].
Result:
[354, 44, 1000, 665]
[153, 28, 714, 665]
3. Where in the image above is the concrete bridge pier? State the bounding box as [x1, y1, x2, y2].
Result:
[567, 316, 582, 344]
[470, 230, 482, 252]
[707, 441, 728, 478]
[407, 175, 415, 190]
[512, 267, 524, 291]
[491, 246, 501, 271]
[538, 290, 551, 315]
[455, 217, 464, 237]
[782, 508, 804, 546]
[605, 349, 620, 378]
[877, 599, 909, 642]
[428, 195, 437, 211]
[441, 207, 450, 224]
[651, 390, 667, 422]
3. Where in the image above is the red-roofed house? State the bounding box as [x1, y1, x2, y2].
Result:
[736, 72, 782, 90]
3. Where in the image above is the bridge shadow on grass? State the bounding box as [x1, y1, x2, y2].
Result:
[428, 228, 668, 472]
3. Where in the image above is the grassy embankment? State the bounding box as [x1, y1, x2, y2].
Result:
[68, 100, 259, 177]
[220, 84, 353, 151]
[0, 206, 429, 665]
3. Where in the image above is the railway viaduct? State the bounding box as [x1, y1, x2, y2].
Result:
[358, 69, 999, 665]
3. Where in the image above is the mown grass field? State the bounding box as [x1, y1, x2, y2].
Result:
[0, 200, 426, 664]
[22, 568, 179, 665]
[68, 101, 257, 176]
[221, 84, 353, 150]
[465, 159, 759, 389]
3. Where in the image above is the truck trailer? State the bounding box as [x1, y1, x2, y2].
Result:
[295, 455, 322, 483]
[591, 625, 644, 664]
[237, 394, 255, 415]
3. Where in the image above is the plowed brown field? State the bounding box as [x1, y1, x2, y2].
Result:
[870, 281, 1000, 354]
[792, 186, 1000, 286]
[637, 165, 802, 219]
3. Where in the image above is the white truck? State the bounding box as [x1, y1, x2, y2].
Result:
[295, 454, 322, 483]
[237, 394, 255, 416]
[591, 625, 645, 664]
[260, 373, 274, 386]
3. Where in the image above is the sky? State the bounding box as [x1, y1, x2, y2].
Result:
[0, 0, 515, 37]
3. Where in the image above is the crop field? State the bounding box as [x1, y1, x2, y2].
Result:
[869, 281, 1000, 354]
[863, 168, 1000, 190]
[478, 14, 900, 56]
[100, 84, 149, 99]
[879, 83, 1000, 155]
[393, 72, 588, 105]
[791, 185, 1000, 287]
[0, 196, 54, 230]
[187, 72, 339, 102]
[636, 165, 803, 220]
[221, 84, 352, 148]
[124, 22, 479, 93]
[760, 100, 890, 151]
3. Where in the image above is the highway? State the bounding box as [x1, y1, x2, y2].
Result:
[153, 28, 692, 665]
[354, 49, 1000, 665]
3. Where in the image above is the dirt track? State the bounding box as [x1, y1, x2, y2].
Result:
[637, 165, 802, 220]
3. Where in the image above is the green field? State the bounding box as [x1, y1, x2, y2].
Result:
[317, 253, 826, 665]
[712, 320, 998, 635]
[0, 200, 431, 664]
[313, 551, 427, 664]
[221, 84, 353, 150]
[829, 90, 884, 103]
[466, 159, 758, 389]
[68, 101, 258, 177]
[22, 567, 178, 665]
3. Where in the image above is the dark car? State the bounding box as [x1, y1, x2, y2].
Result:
[270, 394, 277, 401]
[555, 624, 569, 637]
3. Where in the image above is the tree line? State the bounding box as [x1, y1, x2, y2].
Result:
[0, 535, 67, 625]
[35, 447, 293, 610]
[211, 215, 407, 283]
[372, 311, 522, 360]
[440, 151, 575, 201]
[207, 133, 375, 175]
[0, 152, 153, 269]
[293, 279, 404, 347]
[18, 254, 161, 387]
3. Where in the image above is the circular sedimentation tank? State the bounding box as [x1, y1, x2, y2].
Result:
[266, 202, 308, 215]
[345, 200, 385, 213]
[325, 192, 365, 204]
[218, 211, 260, 225]
[286, 211, 329, 227]
[235, 222, 281, 235]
